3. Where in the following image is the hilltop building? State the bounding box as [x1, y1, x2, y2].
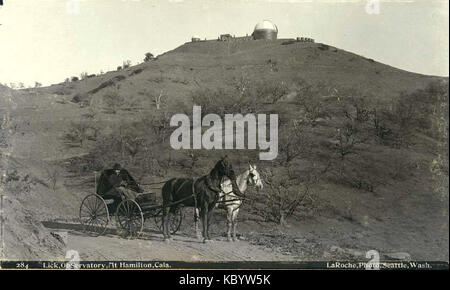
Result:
[252, 20, 278, 40]
[219, 34, 232, 41]
[190, 20, 315, 43]
[297, 37, 315, 43]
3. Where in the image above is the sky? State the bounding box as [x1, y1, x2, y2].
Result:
[0, 0, 448, 87]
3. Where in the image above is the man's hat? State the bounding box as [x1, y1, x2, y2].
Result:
[113, 163, 122, 170]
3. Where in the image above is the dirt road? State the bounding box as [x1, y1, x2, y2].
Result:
[44, 221, 293, 261]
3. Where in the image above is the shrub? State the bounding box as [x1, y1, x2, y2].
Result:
[389, 151, 413, 181]
[192, 86, 258, 116]
[144, 52, 154, 62]
[145, 111, 172, 144]
[89, 75, 126, 95]
[101, 89, 125, 114]
[281, 40, 296, 45]
[318, 44, 329, 51]
[72, 119, 169, 178]
[279, 118, 314, 164]
[45, 165, 60, 191]
[369, 103, 393, 144]
[334, 120, 366, 160]
[129, 68, 144, 76]
[251, 167, 318, 226]
[295, 80, 331, 124]
[63, 121, 98, 147]
[123, 60, 131, 69]
[80, 72, 88, 80]
[256, 80, 288, 104]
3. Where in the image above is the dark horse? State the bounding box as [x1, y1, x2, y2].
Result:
[161, 157, 243, 242]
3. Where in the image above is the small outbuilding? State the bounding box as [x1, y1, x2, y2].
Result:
[219, 34, 232, 41]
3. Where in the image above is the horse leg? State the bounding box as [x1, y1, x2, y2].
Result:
[206, 207, 215, 241]
[226, 207, 233, 242]
[200, 204, 210, 243]
[194, 208, 201, 240]
[232, 208, 239, 242]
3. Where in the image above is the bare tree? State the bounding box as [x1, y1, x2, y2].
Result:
[152, 90, 165, 110]
[332, 93, 371, 161]
[334, 121, 363, 160]
[123, 133, 145, 164]
[63, 121, 98, 147]
[341, 96, 371, 123]
[186, 150, 200, 175]
[295, 81, 331, 125]
[279, 118, 313, 164]
[139, 111, 172, 145]
[80, 72, 88, 80]
[233, 75, 252, 97]
[45, 166, 60, 191]
[257, 80, 288, 104]
[370, 104, 392, 143]
[122, 60, 131, 69]
[102, 89, 125, 114]
[254, 168, 317, 226]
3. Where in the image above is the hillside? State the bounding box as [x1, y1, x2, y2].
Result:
[0, 84, 10, 93]
[39, 39, 442, 107]
[0, 39, 448, 261]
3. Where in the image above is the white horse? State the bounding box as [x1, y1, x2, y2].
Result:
[195, 164, 263, 241]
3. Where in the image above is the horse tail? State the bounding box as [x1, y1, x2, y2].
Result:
[161, 178, 176, 206]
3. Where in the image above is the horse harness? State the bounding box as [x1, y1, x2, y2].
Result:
[170, 175, 248, 220]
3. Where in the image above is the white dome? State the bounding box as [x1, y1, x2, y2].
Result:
[254, 20, 278, 32]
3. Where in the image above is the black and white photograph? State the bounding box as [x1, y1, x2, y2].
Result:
[0, 0, 448, 274]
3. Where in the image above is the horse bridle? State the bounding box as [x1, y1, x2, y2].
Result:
[247, 170, 256, 185]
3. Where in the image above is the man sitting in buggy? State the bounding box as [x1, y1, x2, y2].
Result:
[96, 163, 144, 213]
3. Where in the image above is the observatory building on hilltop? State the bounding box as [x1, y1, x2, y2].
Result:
[191, 19, 303, 43]
[252, 20, 278, 40]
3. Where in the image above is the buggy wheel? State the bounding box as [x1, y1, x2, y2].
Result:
[79, 194, 109, 237]
[155, 206, 183, 235]
[115, 199, 144, 238]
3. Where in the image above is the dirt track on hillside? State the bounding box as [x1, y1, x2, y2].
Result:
[43, 221, 293, 262]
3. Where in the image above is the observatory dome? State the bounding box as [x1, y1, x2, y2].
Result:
[253, 20, 278, 40]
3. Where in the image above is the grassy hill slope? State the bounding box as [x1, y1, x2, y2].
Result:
[39, 39, 442, 108]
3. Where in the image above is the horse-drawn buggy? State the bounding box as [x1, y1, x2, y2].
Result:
[79, 158, 263, 242]
[79, 192, 184, 237]
[79, 164, 183, 238]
